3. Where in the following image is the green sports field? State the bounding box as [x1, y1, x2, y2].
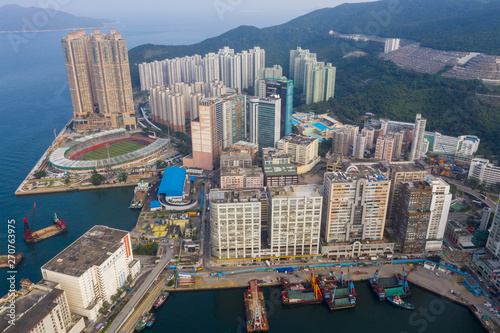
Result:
[79, 140, 146, 160]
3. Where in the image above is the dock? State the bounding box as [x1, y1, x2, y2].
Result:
[244, 280, 269, 332]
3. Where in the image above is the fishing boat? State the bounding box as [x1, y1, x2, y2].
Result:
[130, 183, 149, 209]
[387, 296, 415, 310]
[146, 314, 156, 328]
[136, 313, 152, 332]
[153, 291, 169, 309]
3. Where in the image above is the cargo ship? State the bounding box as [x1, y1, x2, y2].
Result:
[387, 295, 415, 310]
[23, 204, 68, 244]
[317, 269, 356, 310]
[130, 182, 149, 209]
[0, 252, 24, 268]
[244, 280, 269, 332]
[370, 266, 411, 301]
[281, 272, 323, 306]
[153, 291, 169, 309]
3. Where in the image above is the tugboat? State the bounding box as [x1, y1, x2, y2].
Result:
[135, 313, 152, 332]
[387, 295, 415, 310]
[146, 313, 156, 328]
[153, 291, 169, 309]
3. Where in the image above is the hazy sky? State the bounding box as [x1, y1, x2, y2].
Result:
[1, 0, 377, 45]
[1, 0, 376, 27]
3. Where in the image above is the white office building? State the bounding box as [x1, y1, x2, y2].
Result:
[41, 226, 141, 321]
[209, 188, 267, 259]
[268, 185, 322, 257]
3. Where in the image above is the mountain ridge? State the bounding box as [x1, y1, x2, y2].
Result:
[0, 4, 112, 32]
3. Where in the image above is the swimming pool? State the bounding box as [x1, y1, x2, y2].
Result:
[312, 122, 331, 131]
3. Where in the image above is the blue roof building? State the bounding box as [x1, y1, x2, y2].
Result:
[158, 166, 186, 198]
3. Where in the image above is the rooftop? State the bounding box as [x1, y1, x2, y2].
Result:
[328, 164, 389, 183]
[269, 185, 321, 198]
[42, 225, 128, 277]
[263, 164, 298, 176]
[209, 188, 267, 203]
[221, 166, 263, 177]
[278, 133, 317, 146]
[0, 282, 64, 332]
[159, 166, 186, 197]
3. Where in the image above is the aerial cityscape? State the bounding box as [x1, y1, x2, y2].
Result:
[1, 0, 500, 332]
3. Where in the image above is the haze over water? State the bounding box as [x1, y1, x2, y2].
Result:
[0, 24, 487, 332]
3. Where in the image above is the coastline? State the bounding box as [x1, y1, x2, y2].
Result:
[155, 265, 496, 332]
[15, 182, 136, 196]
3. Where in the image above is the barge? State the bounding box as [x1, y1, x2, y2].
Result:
[370, 266, 411, 301]
[23, 210, 68, 244]
[317, 269, 356, 310]
[281, 272, 323, 306]
[244, 280, 269, 332]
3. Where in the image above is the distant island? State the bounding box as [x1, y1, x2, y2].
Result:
[0, 4, 114, 32]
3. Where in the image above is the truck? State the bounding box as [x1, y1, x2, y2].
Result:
[265, 260, 271, 267]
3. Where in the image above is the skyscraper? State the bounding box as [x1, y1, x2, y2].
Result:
[289, 47, 336, 104]
[394, 176, 451, 253]
[254, 65, 283, 90]
[352, 134, 366, 159]
[62, 29, 136, 133]
[332, 130, 350, 155]
[268, 185, 322, 257]
[183, 94, 246, 170]
[248, 96, 281, 149]
[409, 114, 427, 161]
[258, 78, 294, 137]
[209, 188, 267, 260]
[374, 136, 395, 162]
[322, 167, 391, 243]
[384, 38, 401, 53]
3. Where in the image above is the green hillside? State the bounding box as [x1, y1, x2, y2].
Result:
[128, 0, 500, 155]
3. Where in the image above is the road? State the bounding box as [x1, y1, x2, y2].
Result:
[447, 179, 497, 210]
[107, 255, 170, 333]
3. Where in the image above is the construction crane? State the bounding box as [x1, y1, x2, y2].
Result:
[440, 144, 459, 172]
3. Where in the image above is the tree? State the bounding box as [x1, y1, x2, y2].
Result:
[111, 294, 118, 303]
[102, 301, 110, 310]
[33, 170, 47, 179]
[156, 160, 168, 169]
[292, 125, 300, 134]
[64, 176, 71, 184]
[90, 169, 105, 186]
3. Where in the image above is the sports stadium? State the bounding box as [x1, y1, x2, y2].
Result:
[48, 129, 169, 171]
